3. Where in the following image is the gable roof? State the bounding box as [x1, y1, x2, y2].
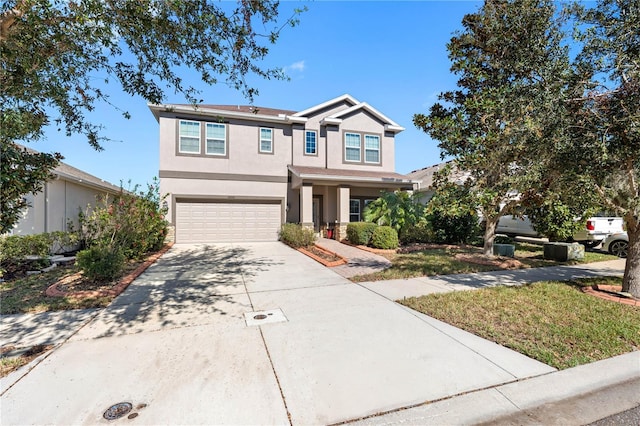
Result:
[16, 144, 122, 193]
[325, 102, 405, 133]
[291, 94, 359, 117]
[149, 94, 404, 133]
[408, 161, 471, 191]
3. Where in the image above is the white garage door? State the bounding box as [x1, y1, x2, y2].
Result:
[175, 201, 281, 243]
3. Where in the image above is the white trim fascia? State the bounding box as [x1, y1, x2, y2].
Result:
[297, 174, 415, 185]
[331, 102, 403, 131]
[278, 114, 308, 124]
[320, 117, 343, 126]
[292, 94, 359, 117]
[149, 103, 296, 125]
[384, 124, 405, 133]
[54, 171, 122, 194]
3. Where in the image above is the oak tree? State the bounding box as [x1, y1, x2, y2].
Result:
[414, 0, 571, 255]
[563, 0, 640, 296]
[0, 0, 301, 233]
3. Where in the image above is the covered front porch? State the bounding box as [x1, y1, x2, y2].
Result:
[287, 165, 414, 240]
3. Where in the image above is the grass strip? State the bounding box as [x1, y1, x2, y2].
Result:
[399, 276, 639, 369]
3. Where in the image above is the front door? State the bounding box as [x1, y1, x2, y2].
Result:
[312, 197, 320, 233]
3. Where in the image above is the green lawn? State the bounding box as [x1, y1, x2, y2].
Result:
[1, 265, 113, 315]
[400, 276, 639, 369]
[350, 242, 619, 282]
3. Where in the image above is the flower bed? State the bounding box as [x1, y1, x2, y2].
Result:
[298, 244, 347, 267]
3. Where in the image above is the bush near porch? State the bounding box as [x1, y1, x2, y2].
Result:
[279, 223, 316, 248]
[346, 222, 399, 249]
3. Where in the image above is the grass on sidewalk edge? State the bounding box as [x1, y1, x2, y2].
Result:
[400, 276, 639, 370]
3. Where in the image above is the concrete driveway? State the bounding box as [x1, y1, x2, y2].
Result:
[1, 243, 554, 425]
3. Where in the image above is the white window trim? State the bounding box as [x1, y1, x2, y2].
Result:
[349, 199, 361, 222]
[344, 132, 361, 163]
[260, 127, 273, 153]
[179, 120, 201, 154]
[305, 130, 317, 155]
[205, 123, 226, 156]
[364, 134, 380, 164]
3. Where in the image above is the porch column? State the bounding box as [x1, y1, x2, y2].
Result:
[300, 183, 314, 230]
[335, 185, 350, 241]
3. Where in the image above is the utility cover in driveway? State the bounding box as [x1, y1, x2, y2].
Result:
[175, 201, 281, 243]
[244, 309, 288, 327]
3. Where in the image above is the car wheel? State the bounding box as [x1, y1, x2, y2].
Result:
[608, 240, 628, 258]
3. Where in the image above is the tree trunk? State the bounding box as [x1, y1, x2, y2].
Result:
[483, 216, 498, 256]
[622, 215, 640, 298]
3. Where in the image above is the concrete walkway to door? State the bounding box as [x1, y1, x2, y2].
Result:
[315, 237, 391, 277]
[1, 243, 637, 425]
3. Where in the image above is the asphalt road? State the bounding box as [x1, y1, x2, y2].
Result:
[588, 404, 640, 426]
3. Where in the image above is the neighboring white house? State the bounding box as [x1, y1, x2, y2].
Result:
[408, 161, 472, 204]
[8, 152, 122, 236]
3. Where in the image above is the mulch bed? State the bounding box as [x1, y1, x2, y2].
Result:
[298, 244, 347, 267]
[398, 243, 475, 253]
[454, 253, 527, 269]
[45, 244, 173, 299]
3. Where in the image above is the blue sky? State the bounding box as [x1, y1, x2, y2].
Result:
[29, 1, 482, 188]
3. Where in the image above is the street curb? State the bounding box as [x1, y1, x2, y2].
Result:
[346, 351, 640, 425]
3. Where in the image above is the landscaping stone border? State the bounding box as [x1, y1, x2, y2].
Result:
[582, 284, 640, 307]
[45, 243, 174, 299]
[298, 244, 348, 267]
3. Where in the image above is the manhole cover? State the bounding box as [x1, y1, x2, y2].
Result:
[103, 402, 133, 420]
[253, 314, 268, 320]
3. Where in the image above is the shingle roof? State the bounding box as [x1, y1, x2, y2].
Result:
[16, 144, 122, 193]
[408, 161, 471, 190]
[288, 165, 413, 183]
[184, 104, 296, 117]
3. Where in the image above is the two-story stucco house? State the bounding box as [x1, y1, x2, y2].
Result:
[149, 94, 414, 243]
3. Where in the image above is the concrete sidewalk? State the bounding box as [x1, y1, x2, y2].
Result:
[360, 258, 627, 300]
[0, 244, 635, 425]
[316, 237, 391, 278]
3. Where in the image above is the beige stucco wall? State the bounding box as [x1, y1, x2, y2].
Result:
[159, 115, 291, 177]
[161, 177, 287, 224]
[9, 179, 115, 236]
[326, 111, 395, 172]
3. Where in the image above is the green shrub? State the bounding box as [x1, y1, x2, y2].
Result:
[279, 223, 316, 248]
[78, 178, 168, 260]
[76, 246, 125, 281]
[370, 226, 399, 249]
[399, 221, 431, 244]
[427, 210, 479, 244]
[0, 231, 79, 260]
[346, 222, 378, 245]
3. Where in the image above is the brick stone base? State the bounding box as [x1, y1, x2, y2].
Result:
[334, 223, 348, 242]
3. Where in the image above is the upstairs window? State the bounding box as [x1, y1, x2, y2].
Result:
[206, 123, 226, 156]
[345, 133, 361, 162]
[179, 120, 201, 154]
[364, 135, 380, 163]
[260, 128, 273, 153]
[305, 130, 317, 155]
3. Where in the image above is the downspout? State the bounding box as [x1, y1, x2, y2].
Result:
[44, 182, 48, 233]
[325, 126, 328, 169]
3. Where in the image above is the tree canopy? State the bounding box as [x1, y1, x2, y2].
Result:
[0, 0, 302, 233]
[413, 0, 571, 255]
[561, 0, 640, 295]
